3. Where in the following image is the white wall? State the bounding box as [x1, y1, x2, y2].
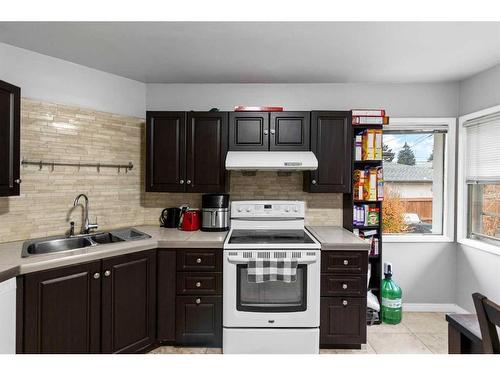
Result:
[147, 83, 459, 117]
[459, 62, 500, 116]
[384, 242, 457, 304]
[456, 245, 500, 312]
[455, 62, 500, 311]
[0, 43, 146, 118]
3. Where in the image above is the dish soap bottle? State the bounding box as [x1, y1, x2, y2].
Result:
[381, 262, 402, 324]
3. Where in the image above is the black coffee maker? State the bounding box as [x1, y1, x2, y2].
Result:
[160, 207, 181, 228]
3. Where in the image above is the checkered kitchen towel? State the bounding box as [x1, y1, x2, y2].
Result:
[247, 258, 298, 283]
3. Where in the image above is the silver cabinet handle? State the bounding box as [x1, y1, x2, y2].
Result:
[93, 272, 100, 279]
[263, 129, 269, 135]
[14, 178, 22, 184]
[179, 179, 184, 184]
[342, 300, 348, 306]
[196, 258, 202, 264]
[195, 298, 201, 305]
[104, 270, 111, 277]
[342, 283, 348, 290]
[343, 260, 349, 266]
[196, 282, 201, 288]
[270, 129, 275, 135]
[311, 179, 317, 185]
[186, 180, 192, 185]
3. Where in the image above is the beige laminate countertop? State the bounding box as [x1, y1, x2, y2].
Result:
[0, 225, 228, 283]
[306, 226, 370, 251]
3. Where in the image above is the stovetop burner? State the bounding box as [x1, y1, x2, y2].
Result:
[228, 229, 315, 245]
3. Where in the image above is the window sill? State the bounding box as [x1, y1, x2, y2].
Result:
[458, 238, 500, 256]
[383, 235, 453, 243]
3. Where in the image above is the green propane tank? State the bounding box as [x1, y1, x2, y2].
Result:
[381, 262, 402, 324]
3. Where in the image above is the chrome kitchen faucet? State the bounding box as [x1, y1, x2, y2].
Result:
[73, 193, 98, 234]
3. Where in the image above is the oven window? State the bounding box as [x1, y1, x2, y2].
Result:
[236, 264, 307, 312]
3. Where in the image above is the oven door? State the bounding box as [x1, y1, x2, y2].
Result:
[223, 250, 320, 328]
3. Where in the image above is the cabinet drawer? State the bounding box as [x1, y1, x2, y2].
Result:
[320, 297, 367, 346]
[177, 272, 222, 295]
[321, 251, 367, 274]
[176, 249, 222, 272]
[321, 274, 367, 297]
[175, 295, 222, 347]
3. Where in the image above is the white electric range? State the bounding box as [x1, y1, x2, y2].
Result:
[223, 200, 321, 354]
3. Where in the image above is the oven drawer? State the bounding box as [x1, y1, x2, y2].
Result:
[321, 274, 367, 297]
[176, 272, 222, 295]
[321, 251, 368, 274]
[176, 249, 222, 272]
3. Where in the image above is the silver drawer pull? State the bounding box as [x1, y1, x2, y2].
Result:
[93, 272, 100, 279]
[104, 270, 111, 277]
[196, 282, 201, 288]
[195, 298, 201, 305]
[342, 283, 348, 290]
[342, 300, 348, 306]
[179, 179, 185, 184]
[343, 260, 349, 266]
[196, 258, 202, 264]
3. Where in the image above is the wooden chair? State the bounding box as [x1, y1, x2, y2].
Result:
[472, 292, 500, 354]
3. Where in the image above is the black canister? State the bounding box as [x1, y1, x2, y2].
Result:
[160, 207, 181, 228]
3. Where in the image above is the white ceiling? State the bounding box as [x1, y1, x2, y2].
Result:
[1, 22, 500, 84]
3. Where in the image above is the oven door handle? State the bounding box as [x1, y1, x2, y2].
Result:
[226, 257, 318, 265]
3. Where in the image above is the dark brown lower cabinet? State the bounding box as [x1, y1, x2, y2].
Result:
[22, 261, 102, 354]
[320, 297, 367, 347]
[157, 250, 176, 342]
[175, 295, 222, 347]
[20, 251, 156, 354]
[101, 250, 157, 354]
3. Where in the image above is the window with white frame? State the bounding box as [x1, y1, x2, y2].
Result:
[464, 114, 500, 245]
[382, 120, 453, 238]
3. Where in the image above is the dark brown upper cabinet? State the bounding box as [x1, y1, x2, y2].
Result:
[186, 112, 228, 193]
[146, 111, 186, 192]
[270, 112, 310, 151]
[0, 80, 21, 197]
[229, 111, 269, 151]
[229, 111, 310, 151]
[146, 111, 228, 193]
[304, 111, 352, 193]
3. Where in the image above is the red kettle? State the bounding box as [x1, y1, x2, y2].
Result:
[181, 209, 200, 231]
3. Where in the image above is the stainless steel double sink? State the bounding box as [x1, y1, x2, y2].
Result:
[21, 228, 151, 258]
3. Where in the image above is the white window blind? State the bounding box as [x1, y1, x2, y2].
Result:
[465, 113, 500, 183]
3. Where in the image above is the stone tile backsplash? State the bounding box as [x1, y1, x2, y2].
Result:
[0, 99, 341, 244]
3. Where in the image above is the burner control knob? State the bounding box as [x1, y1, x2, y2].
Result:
[293, 207, 299, 212]
[285, 207, 290, 212]
[246, 208, 251, 212]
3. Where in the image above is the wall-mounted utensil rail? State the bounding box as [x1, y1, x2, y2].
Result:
[21, 159, 133, 172]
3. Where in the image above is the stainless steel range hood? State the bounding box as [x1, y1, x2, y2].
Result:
[225, 151, 318, 171]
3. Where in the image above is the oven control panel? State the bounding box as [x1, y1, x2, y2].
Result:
[231, 200, 305, 218]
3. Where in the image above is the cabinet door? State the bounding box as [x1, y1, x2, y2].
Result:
[186, 112, 228, 193]
[23, 261, 102, 354]
[305, 111, 352, 193]
[101, 250, 156, 353]
[146, 111, 186, 192]
[270, 112, 310, 151]
[0, 80, 20, 197]
[157, 250, 176, 342]
[320, 297, 367, 347]
[229, 112, 269, 151]
[176, 295, 222, 347]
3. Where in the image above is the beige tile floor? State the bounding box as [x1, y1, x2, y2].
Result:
[149, 312, 448, 355]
